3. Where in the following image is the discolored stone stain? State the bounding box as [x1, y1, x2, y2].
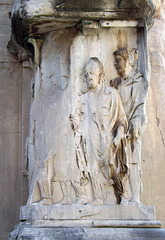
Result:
[117, 29, 128, 49]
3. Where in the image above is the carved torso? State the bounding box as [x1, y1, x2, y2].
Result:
[110, 70, 146, 128]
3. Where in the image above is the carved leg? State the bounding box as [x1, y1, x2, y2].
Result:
[90, 175, 104, 205]
[37, 179, 52, 205]
[72, 181, 87, 205]
[109, 163, 124, 204]
[58, 181, 71, 205]
[129, 163, 141, 204]
[129, 139, 142, 204]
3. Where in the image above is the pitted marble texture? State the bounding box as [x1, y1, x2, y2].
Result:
[9, 224, 165, 240]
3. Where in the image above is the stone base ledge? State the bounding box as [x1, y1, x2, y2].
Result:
[20, 204, 156, 221]
[31, 220, 161, 228]
[9, 223, 165, 240]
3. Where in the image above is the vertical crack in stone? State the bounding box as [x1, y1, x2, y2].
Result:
[156, 109, 165, 148]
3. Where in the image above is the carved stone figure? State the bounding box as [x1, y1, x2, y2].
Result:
[27, 153, 56, 206]
[7, 2, 161, 238]
[110, 48, 147, 204]
[70, 57, 128, 204]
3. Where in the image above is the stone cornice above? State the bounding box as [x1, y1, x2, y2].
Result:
[8, 0, 155, 58]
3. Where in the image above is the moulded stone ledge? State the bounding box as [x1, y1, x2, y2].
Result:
[9, 223, 165, 240]
[28, 219, 162, 228]
[20, 204, 156, 222]
[10, 0, 155, 48]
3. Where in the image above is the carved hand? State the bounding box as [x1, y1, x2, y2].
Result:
[113, 125, 125, 148]
[69, 113, 80, 133]
[127, 119, 142, 140]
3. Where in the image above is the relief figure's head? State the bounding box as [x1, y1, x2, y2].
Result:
[84, 57, 104, 90]
[114, 48, 138, 77]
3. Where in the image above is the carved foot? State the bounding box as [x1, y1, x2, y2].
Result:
[73, 196, 87, 205]
[34, 198, 52, 205]
[89, 198, 104, 205]
[129, 199, 141, 205]
[120, 198, 129, 205]
[56, 197, 71, 205]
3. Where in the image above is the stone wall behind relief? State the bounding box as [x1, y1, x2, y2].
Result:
[0, 1, 32, 239]
[141, 0, 165, 228]
[0, 0, 165, 239]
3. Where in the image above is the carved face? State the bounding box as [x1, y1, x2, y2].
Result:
[84, 64, 100, 90]
[114, 55, 126, 77]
